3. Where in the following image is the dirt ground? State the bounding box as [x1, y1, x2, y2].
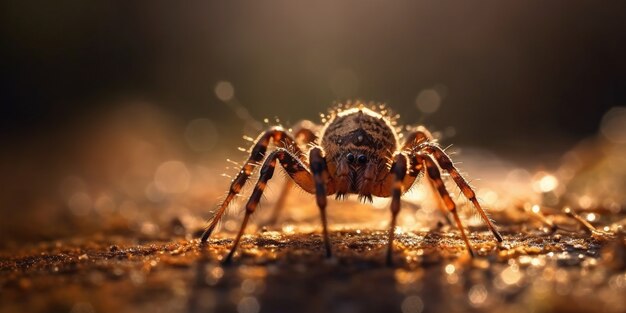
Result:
[1, 226, 625, 313]
[1, 138, 625, 313]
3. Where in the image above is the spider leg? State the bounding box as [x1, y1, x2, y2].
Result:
[264, 179, 293, 225]
[425, 170, 454, 227]
[293, 121, 319, 144]
[403, 127, 453, 226]
[223, 148, 314, 263]
[201, 127, 302, 242]
[264, 123, 319, 225]
[421, 144, 503, 242]
[386, 153, 409, 266]
[419, 154, 475, 257]
[401, 126, 434, 151]
[310, 147, 333, 258]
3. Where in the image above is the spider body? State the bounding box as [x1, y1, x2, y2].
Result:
[201, 101, 503, 265]
[321, 108, 398, 198]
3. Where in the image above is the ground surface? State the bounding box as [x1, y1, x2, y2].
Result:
[1, 224, 625, 313]
[1, 138, 626, 313]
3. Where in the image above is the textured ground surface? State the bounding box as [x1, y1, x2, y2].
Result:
[1, 222, 625, 313]
[1, 138, 625, 313]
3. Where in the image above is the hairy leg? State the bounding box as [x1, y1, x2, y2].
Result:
[386, 153, 408, 266]
[201, 127, 302, 242]
[222, 148, 315, 263]
[264, 179, 293, 225]
[309, 147, 333, 258]
[421, 144, 503, 242]
[401, 126, 434, 151]
[265, 123, 319, 225]
[403, 128, 453, 226]
[419, 154, 475, 257]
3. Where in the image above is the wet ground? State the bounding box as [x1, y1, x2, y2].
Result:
[1, 224, 625, 313]
[2, 133, 626, 313]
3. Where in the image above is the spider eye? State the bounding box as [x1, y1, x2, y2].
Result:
[346, 153, 355, 163]
[357, 155, 368, 164]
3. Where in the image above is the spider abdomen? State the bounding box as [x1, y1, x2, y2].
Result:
[321, 107, 398, 164]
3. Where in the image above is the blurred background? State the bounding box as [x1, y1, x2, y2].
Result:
[1, 1, 625, 246]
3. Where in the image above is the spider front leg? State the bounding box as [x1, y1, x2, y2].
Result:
[223, 148, 315, 263]
[417, 154, 475, 257]
[310, 147, 333, 258]
[265, 123, 319, 225]
[200, 127, 301, 242]
[386, 153, 409, 266]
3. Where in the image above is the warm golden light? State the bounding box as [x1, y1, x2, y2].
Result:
[468, 284, 489, 306]
[533, 173, 559, 193]
[154, 161, 191, 194]
[500, 265, 522, 286]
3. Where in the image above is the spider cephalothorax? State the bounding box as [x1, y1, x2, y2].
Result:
[322, 107, 398, 200]
[201, 101, 503, 265]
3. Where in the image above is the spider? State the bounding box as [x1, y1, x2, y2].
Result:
[201, 101, 503, 265]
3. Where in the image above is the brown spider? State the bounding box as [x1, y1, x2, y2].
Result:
[201, 101, 503, 265]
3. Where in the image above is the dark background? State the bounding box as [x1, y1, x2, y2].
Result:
[1, 1, 626, 244]
[3, 1, 625, 149]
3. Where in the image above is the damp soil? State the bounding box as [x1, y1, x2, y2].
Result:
[1, 225, 625, 313]
[2, 138, 626, 313]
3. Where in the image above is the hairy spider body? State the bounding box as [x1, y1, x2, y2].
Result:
[201, 102, 503, 265]
[322, 108, 398, 199]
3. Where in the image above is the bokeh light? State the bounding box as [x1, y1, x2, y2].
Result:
[401, 295, 424, 313]
[468, 284, 488, 307]
[415, 88, 442, 114]
[68, 192, 92, 217]
[215, 81, 235, 102]
[154, 161, 191, 194]
[184, 118, 218, 151]
[532, 172, 559, 193]
[600, 106, 626, 144]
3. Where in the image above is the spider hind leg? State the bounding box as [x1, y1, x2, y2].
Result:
[423, 144, 503, 242]
[419, 154, 476, 257]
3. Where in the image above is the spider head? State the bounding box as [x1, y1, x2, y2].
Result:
[329, 148, 388, 199]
